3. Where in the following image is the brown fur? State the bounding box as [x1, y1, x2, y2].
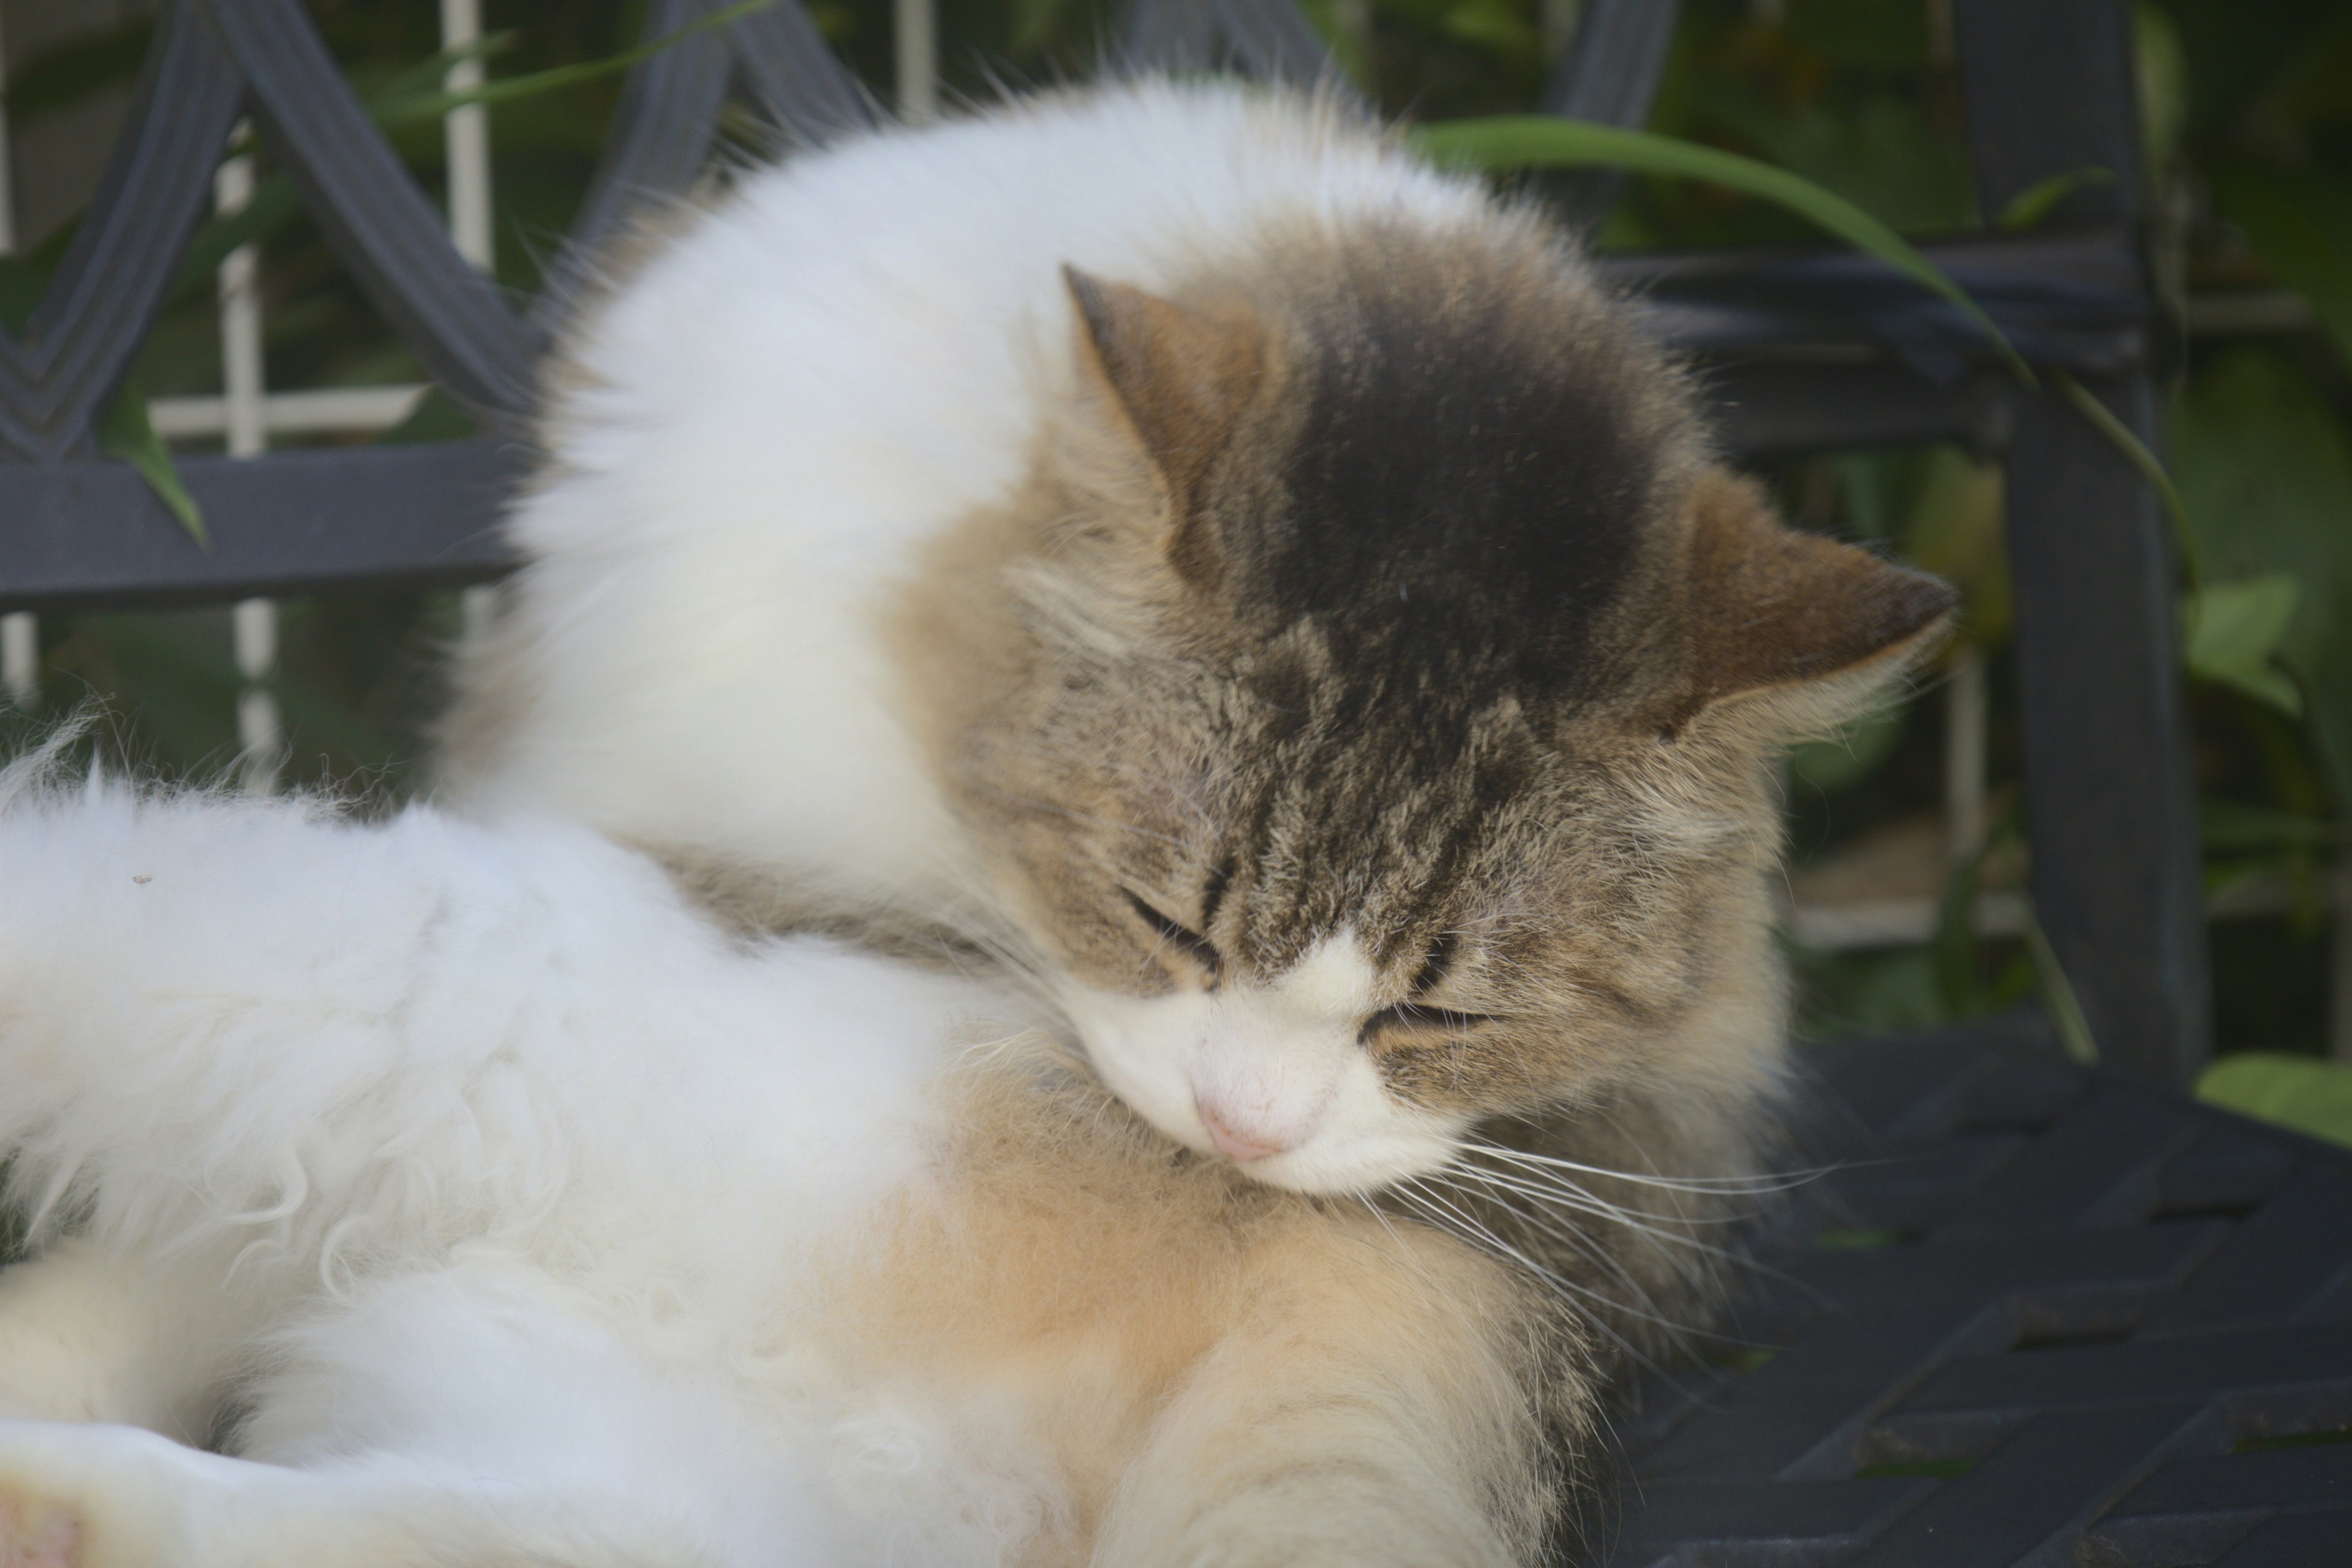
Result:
[809, 1054, 1582, 1565]
[871, 212, 1950, 1559]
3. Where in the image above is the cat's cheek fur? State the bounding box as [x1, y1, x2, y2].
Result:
[1059, 933, 1468, 1195]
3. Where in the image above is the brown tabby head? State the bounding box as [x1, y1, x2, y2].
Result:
[900, 214, 1952, 1195]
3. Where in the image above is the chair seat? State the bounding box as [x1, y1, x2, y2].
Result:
[1608, 1017, 2352, 1567]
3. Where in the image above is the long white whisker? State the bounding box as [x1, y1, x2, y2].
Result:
[1389, 1179, 1689, 1379]
[1459, 1137, 1830, 1196]
[1440, 1163, 1721, 1283]
[1455, 1147, 1747, 1228]
[1431, 1166, 1696, 1324]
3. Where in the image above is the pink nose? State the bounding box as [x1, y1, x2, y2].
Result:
[1196, 1098, 1295, 1163]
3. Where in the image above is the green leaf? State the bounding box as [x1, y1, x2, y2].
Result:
[2019, 905, 2100, 1065]
[2185, 573, 2304, 716]
[170, 176, 304, 301]
[2198, 1052, 2352, 1149]
[2173, 349, 2352, 809]
[95, 380, 208, 550]
[1411, 116, 2033, 382]
[373, 0, 775, 126]
[2051, 371, 2201, 585]
[363, 28, 522, 110]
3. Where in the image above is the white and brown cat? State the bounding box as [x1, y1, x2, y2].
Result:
[0, 80, 1947, 1566]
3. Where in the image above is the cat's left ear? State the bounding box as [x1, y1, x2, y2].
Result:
[1063, 266, 1265, 579]
[1681, 468, 1956, 719]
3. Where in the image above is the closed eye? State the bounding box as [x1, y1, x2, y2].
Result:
[1362, 1003, 1500, 1041]
[1125, 891, 1221, 974]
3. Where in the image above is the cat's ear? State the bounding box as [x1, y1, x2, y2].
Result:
[1062, 266, 1264, 574]
[1682, 468, 1956, 715]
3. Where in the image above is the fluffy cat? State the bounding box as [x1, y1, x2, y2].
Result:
[0, 79, 1948, 1566]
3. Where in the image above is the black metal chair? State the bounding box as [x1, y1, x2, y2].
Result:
[2, 2, 2345, 1561]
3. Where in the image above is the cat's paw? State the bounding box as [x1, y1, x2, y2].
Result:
[0, 1485, 78, 1568]
[0, 1423, 187, 1568]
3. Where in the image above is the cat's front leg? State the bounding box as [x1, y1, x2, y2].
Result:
[1093, 1220, 1578, 1568]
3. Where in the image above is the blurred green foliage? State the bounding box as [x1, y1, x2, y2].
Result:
[4, 0, 2350, 1066]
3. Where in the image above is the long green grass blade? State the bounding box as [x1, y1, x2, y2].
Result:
[1412, 116, 2034, 383]
[2051, 369, 2202, 588]
[1995, 167, 2115, 232]
[375, 0, 774, 126]
[2018, 906, 2098, 1064]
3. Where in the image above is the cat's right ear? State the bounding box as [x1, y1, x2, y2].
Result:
[1678, 467, 1956, 726]
[1063, 266, 1265, 583]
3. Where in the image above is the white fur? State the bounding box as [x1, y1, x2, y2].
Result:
[0, 767, 1065, 1564]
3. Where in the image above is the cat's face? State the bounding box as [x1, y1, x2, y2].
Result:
[922, 224, 1951, 1196]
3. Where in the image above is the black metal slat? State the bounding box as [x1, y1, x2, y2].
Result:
[1612, 1476, 1936, 1567]
[723, 0, 875, 145]
[2138, 1164, 2352, 1336]
[1813, 1133, 2029, 1233]
[1884, 1320, 2352, 1421]
[1951, 0, 2212, 1086]
[2101, 1444, 2352, 1522]
[1539, 0, 1684, 228]
[0, 443, 522, 611]
[1612, 1044, 2352, 1566]
[1635, 1301, 2016, 1483]
[528, 0, 734, 334]
[203, 0, 541, 420]
[2211, 1509, 2352, 1567]
[1847, 1404, 2206, 1568]
[0, 1, 245, 461]
[1790, 1224, 2225, 1325]
[2153, 1127, 2298, 1216]
[1119, 0, 1219, 72]
[1203, 0, 1344, 91]
[1928, 1084, 2205, 1237]
[0, 233, 2166, 607]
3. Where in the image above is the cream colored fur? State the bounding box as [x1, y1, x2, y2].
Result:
[0, 79, 1943, 1568]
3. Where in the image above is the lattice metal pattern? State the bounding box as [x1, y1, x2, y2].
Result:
[1609, 1021, 2352, 1566]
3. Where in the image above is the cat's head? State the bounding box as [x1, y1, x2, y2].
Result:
[907, 217, 1952, 1196]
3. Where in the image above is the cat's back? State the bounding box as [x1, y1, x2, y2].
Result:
[443, 81, 1487, 911]
[544, 81, 1474, 491]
